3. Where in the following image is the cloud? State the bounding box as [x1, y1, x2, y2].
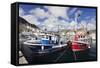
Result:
[19, 7, 47, 26]
[22, 15, 40, 25]
[19, 7, 25, 17]
[80, 20, 87, 28]
[42, 16, 72, 31]
[68, 18, 96, 30]
[87, 23, 96, 30]
[19, 6, 96, 31]
[42, 17, 58, 31]
[19, 6, 70, 30]
[66, 20, 77, 30]
[38, 6, 70, 31]
[75, 10, 82, 21]
[44, 6, 69, 19]
[87, 18, 96, 30]
[19, 7, 40, 25]
[69, 8, 78, 15]
[70, 21, 77, 27]
[29, 8, 48, 19]
[29, 6, 69, 31]
[76, 18, 96, 30]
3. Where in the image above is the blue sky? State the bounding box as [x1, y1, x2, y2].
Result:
[19, 4, 96, 31]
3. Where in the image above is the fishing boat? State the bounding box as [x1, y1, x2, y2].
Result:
[71, 32, 92, 61]
[72, 32, 91, 52]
